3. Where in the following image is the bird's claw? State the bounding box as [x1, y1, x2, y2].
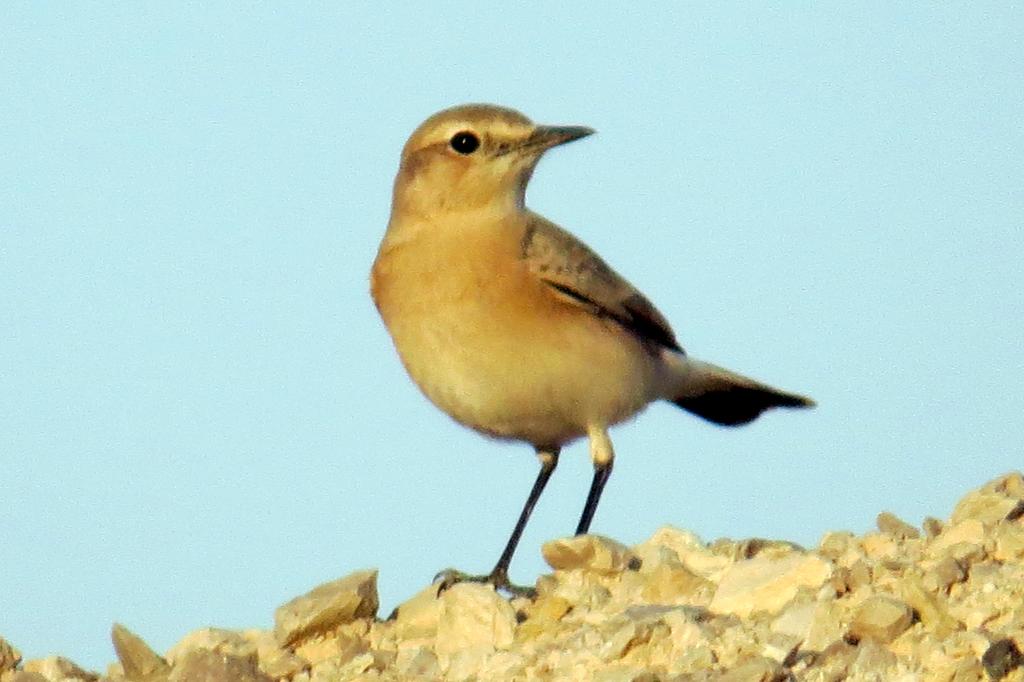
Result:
[432, 567, 537, 599]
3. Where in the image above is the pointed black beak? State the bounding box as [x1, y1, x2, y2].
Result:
[524, 125, 595, 152]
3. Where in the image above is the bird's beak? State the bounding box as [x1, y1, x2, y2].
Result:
[524, 125, 595, 152]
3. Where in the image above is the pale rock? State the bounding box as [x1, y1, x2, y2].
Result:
[167, 649, 271, 682]
[542, 535, 638, 575]
[273, 569, 378, 647]
[848, 594, 913, 643]
[761, 632, 800, 664]
[292, 635, 343, 667]
[237, 630, 308, 679]
[636, 526, 730, 582]
[657, 607, 712, 667]
[719, 655, 784, 682]
[710, 552, 831, 618]
[441, 647, 496, 682]
[899, 575, 960, 638]
[548, 570, 613, 611]
[22, 657, 97, 682]
[923, 555, 967, 593]
[944, 541, 986, 566]
[808, 639, 859, 680]
[308, 651, 373, 681]
[592, 665, 659, 682]
[989, 471, 1024, 496]
[675, 644, 716, 674]
[434, 583, 516, 666]
[111, 624, 170, 682]
[595, 616, 648, 662]
[952, 487, 1018, 526]
[770, 600, 843, 652]
[3, 674, 48, 682]
[849, 637, 899, 678]
[992, 521, 1024, 562]
[0, 640, 20, 675]
[256, 649, 307, 680]
[860, 532, 900, 561]
[473, 650, 526, 681]
[394, 647, 440, 679]
[517, 595, 572, 640]
[390, 584, 443, 640]
[818, 531, 854, 560]
[165, 628, 254, 665]
[638, 562, 713, 605]
[943, 657, 986, 682]
[930, 520, 986, 557]
[830, 559, 872, 595]
[877, 511, 920, 540]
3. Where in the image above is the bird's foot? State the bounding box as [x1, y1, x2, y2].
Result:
[433, 566, 536, 599]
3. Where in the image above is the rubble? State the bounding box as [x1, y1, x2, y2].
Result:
[3, 472, 1023, 681]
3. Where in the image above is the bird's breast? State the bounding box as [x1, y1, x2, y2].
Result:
[371, 216, 658, 446]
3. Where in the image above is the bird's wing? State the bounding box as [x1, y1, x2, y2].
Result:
[520, 213, 683, 352]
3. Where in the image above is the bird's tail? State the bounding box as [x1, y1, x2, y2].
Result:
[665, 356, 814, 427]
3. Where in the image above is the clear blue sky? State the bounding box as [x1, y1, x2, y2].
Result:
[2, 3, 1022, 670]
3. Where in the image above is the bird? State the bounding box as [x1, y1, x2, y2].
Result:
[370, 103, 814, 595]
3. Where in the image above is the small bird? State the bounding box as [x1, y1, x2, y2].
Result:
[370, 104, 813, 594]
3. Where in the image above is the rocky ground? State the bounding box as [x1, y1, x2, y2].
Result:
[3, 473, 1024, 681]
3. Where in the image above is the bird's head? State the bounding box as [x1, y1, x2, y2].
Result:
[392, 104, 593, 215]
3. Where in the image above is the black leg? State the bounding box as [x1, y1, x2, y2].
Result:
[488, 449, 559, 586]
[435, 448, 559, 597]
[575, 459, 613, 535]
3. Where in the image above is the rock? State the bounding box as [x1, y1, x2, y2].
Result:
[899, 575, 961, 638]
[0, 639, 21, 674]
[981, 639, 1023, 680]
[434, 583, 516, 666]
[592, 666, 660, 682]
[542, 535, 638, 575]
[770, 599, 843, 651]
[930, 520, 986, 557]
[111, 623, 170, 682]
[517, 594, 572, 640]
[165, 629, 255, 665]
[390, 583, 444, 640]
[992, 521, 1024, 562]
[22, 657, 97, 682]
[860, 532, 900, 561]
[818, 531, 855, 561]
[4, 673, 48, 682]
[952, 487, 1018, 526]
[635, 527, 730, 582]
[638, 562, 713, 605]
[848, 594, 914, 643]
[710, 552, 831, 618]
[167, 649, 271, 682]
[273, 569, 378, 647]
[923, 516, 945, 539]
[719, 656, 785, 682]
[877, 511, 921, 540]
[17, 473, 1024, 682]
[394, 647, 440, 678]
[848, 637, 899, 677]
[923, 555, 967, 593]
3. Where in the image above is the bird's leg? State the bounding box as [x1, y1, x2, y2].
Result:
[435, 448, 559, 598]
[575, 426, 614, 535]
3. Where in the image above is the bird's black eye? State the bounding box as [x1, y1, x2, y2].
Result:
[449, 131, 480, 155]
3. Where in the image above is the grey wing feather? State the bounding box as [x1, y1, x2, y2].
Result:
[521, 213, 683, 352]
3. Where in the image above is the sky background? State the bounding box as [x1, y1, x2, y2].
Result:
[2, 2, 1022, 671]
